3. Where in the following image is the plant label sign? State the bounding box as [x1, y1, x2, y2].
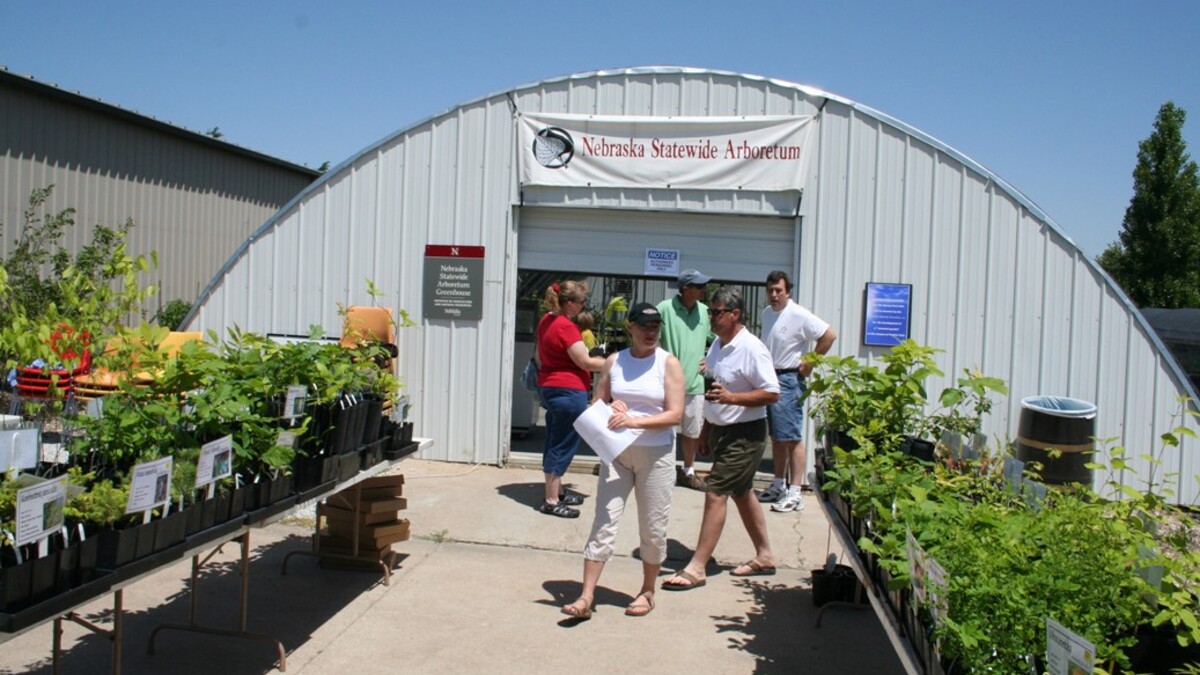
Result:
[906, 529, 948, 626]
[14, 476, 67, 546]
[283, 385, 308, 419]
[423, 245, 484, 321]
[1045, 617, 1095, 675]
[195, 435, 234, 489]
[0, 426, 41, 472]
[127, 456, 174, 514]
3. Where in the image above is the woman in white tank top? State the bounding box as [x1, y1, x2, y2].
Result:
[561, 303, 684, 620]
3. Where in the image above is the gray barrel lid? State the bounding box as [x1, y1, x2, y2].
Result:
[1019, 395, 1097, 419]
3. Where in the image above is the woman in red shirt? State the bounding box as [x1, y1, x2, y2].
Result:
[538, 280, 606, 518]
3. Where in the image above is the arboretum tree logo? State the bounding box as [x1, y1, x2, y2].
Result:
[531, 126, 574, 169]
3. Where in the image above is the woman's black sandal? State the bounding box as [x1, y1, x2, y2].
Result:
[540, 501, 580, 518]
[558, 493, 584, 506]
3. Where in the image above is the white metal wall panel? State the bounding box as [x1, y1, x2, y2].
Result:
[187, 67, 1197, 500]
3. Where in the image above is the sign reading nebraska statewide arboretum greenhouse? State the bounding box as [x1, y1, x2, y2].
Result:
[423, 245, 485, 321]
[518, 113, 817, 192]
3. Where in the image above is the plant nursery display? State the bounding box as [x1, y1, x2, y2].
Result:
[804, 341, 1200, 675]
[0, 229, 415, 619]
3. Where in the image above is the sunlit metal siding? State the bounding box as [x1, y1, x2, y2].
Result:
[187, 67, 1196, 499]
[0, 70, 317, 313]
[810, 94, 1197, 500]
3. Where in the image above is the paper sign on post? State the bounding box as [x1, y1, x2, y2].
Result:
[283, 385, 308, 419]
[127, 457, 174, 514]
[572, 400, 640, 465]
[1046, 617, 1095, 675]
[15, 476, 67, 546]
[195, 435, 233, 489]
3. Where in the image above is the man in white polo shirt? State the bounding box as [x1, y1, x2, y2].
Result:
[662, 287, 781, 590]
[758, 270, 837, 513]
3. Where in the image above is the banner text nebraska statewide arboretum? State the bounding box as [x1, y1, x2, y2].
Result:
[581, 136, 802, 161]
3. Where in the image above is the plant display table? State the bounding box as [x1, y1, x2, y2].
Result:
[815, 467, 923, 675]
[0, 442, 428, 674]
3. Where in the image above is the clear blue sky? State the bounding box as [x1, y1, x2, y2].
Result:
[4, 1, 1198, 260]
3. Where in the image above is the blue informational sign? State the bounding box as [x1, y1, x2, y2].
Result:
[863, 283, 913, 347]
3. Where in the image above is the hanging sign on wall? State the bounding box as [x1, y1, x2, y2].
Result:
[519, 113, 817, 192]
[862, 282, 913, 347]
[424, 245, 485, 321]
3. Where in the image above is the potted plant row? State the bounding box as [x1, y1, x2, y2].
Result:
[804, 342, 1200, 674]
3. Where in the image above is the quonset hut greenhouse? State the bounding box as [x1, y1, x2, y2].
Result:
[183, 66, 1200, 503]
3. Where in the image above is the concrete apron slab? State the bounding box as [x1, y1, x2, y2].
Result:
[0, 459, 905, 674]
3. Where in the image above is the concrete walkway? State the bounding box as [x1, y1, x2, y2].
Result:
[0, 459, 906, 674]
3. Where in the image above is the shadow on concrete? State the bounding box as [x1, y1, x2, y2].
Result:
[710, 576, 905, 675]
[495, 480, 594, 510]
[3, 533, 393, 675]
[539, 579, 639, 623]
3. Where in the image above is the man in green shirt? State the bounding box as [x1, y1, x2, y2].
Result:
[657, 269, 711, 490]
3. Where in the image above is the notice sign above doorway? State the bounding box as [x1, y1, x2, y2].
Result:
[644, 248, 680, 277]
[424, 245, 485, 321]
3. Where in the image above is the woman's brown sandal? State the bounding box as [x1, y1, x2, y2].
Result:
[561, 597, 593, 620]
[625, 592, 655, 617]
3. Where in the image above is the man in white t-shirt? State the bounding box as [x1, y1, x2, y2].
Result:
[757, 270, 837, 513]
[662, 287, 781, 590]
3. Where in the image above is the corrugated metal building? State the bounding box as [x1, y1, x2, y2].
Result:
[0, 68, 320, 310]
[185, 66, 1200, 502]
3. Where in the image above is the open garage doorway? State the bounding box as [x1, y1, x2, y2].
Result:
[509, 268, 767, 467]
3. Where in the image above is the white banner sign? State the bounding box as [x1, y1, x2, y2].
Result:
[519, 113, 817, 192]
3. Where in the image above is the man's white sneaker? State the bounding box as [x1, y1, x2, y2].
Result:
[771, 489, 805, 513]
[756, 484, 786, 503]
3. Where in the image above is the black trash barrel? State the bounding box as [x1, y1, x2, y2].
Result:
[1014, 396, 1097, 485]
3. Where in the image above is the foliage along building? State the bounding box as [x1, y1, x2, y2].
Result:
[182, 66, 1200, 502]
[0, 67, 320, 312]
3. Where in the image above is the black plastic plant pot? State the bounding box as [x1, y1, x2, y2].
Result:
[811, 564, 859, 607]
[184, 502, 203, 536]
[97, 524, 139, 571]
[901, 436, 936, 462]
[154, 510, 188, 552]
[214, 492, 232, 525]
[269, 475, 292, 503]
[77, 535, 99, 584]
[29, 551, 59, 604]
[361, 395, 384, 445]
[56, 543, 80, 591]
[200, 497, 219, 530]
[229, 486, 248, 520]
[0, 561, 33, 612]
[135, 521, 158, 560]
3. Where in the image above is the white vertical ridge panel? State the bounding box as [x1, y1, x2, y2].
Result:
[873, 125, 907, 288]
[1069, 265, 1105, 404]
[926, 155, 964, 361]
[1039, 235, 1075, 392]
[955, 172, 992, 380]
